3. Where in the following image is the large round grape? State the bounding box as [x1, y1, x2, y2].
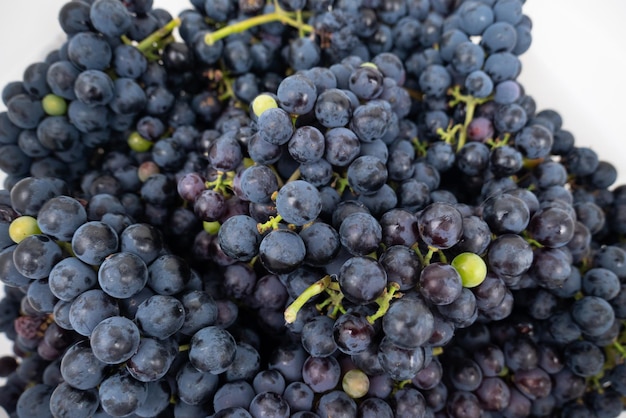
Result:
[275, 180, 322, 226]
[189, 326, 237, 374]
[338, 256, 387, 305]
[418, 202, 464, 249]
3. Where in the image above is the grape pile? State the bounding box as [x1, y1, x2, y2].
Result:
[0, 0, 625, 417]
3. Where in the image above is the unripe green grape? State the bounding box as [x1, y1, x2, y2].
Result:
[451, 252, 487, 288]
[251, 93, 278, 118]
[42, 94, 67, 116]
[9, 216, 41, 243]
[342, 369, 369, 399]
[203, 221, 221, 235]
[127, 131, 153, 152]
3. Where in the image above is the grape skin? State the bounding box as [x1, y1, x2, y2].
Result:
[0, 1, 626, 417]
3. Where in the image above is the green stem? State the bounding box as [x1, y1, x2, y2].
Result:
[286, 167, 301, 184]
[367, 282, 402, 324]
[446, 85, 492, 152]
[332, 172, 351, 196]
[423, 246, 437, 265]
[257, 214, 284, 234]
[613, 340, 626, 357]
[205, 171, 234, 196]
[205, 11, 314, 45]
[137, 17, 182, 53]
[284, 275, 331, 323]
[296, 9, 305, 38]
[411, 137, 428, 158]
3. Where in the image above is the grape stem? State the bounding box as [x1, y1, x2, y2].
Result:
[320, 282, 347, 319]
[136, 17, 182, 53]
[205, 10, 314, 45]
[440, 85, 492, 152]
[257, 215, 284, 234]
[612, 340, 626, 358]
[205, 171, 235, 196]
[367, 282, 402, 324]
[286, 167, 302, 184]
[284, 275, 332, 323]
[332, 171, 351, 196]
[411, 137, 428, 158]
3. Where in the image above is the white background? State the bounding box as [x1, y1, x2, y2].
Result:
[0, 1, 626, 416]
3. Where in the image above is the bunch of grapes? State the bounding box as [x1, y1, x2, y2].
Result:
[0, 0, 625, 417]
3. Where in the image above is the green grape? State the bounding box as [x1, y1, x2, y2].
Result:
[451, 252, 487, 288]
[127, 131, 154, 152]
[42, 94, 67, 116]
[203, 221, 221, 236]
[9, 216, 41, 243]
[342, 369, 369, 399]
[251, 93, 278, 118]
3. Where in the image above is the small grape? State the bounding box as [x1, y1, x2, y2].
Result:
[451, 252, 487, 288]
[251, 93, 278, 117]
[9, 216, 41, 243]
[342, 369, 369, 399]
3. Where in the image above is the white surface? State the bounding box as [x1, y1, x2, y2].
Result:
[0, 0, 625, 415]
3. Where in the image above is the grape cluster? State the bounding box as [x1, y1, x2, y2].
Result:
[0, 0, 626, 417]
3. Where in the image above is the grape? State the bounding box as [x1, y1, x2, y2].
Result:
[135, 295, 184, 339]
[60, 340, 108, 390]
[487, 233, 533, 278]
[316, 390, 357, 418]
[13, 234, 63, 279]
[419, 262, 463, 305]
[314, 88, 352, 128]
[338, 256, 387, 304]
[348, 65, 384, 100]
[283, 381, 314, 413]
[377, 337, 425, 381]
[71, 221, 118, 266]
[299, 221, 341, 267]
[418, 202, 463, 249]
[257, 107, 294, 146]
[134, 380, 171, 417]
[275, 180, 322, 226]
[175, 362, 219, 406]
[302, 355, 341, 393]
[69, 289, 119, 337]
[147, 254, 191, 296]
[571, 295, 615, 337]
[1, 2, 626, 417]
[218, 215, 262, 262]
[481, 192, 530, 234]
[379, 245, 420, 291]
[339, 212, 382, 256]
[358, 397, 394, 418]
[333, 311, 375, 355]
[98, 369, 148, 417]
[347, 155, 388, 195]
[276, 73, 317, 115]
[189, 326, 237, 374]
[350, 100, 393, 143]
[48, 257, 98, 302]
[90, 316, 140, 365]
[301, 315, 337, 357]
[324, 127, 361, 167]
[249, 391, 290, 418]
[259, 229, 306, 275]
[451, 252, 487, 288]
[36, 195, 86, 241]
[98, 252, 148, 299]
